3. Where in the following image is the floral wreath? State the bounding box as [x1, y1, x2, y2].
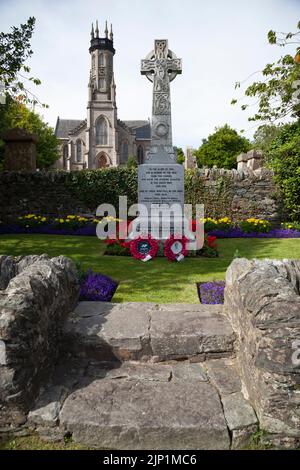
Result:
[130, 234, 159, 262]
[164, 234, 188, 262]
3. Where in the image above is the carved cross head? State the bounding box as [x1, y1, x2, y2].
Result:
[141, 39, 182, 83]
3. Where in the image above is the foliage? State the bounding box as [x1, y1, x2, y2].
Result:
[0, 97, 59, 168]
[18, 214, 48, 228]
[175, 146, 185, 164]
[232, 20, 300, 122]
[266, 121, 300, 220]
[126, 155, 137, 168]
[52, 215, 97, 230]
[79, 270, 118, 302]
[252, 124, 282, 152]
[196, 235, 219, 258]
[0, 16, 46, 107]
[199, 217, 233, 233]
[67, 167, 138, 211]
[239, 218, 271, 233]
[198, 281, 225, 304]
[281, 221, 300, 231]
[194, 125, 251, 169]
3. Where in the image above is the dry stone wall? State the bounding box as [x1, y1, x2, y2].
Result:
[224, 258, 300, 448]
[0, 168, 282, 223]
[0, 255, 79, 431]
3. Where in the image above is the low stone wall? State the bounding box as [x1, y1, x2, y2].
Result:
[0, 255, 79, 431]
[0, 167, 282, 223]
[224, 258, 300, 448]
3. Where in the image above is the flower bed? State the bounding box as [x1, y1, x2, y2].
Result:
[79, 270, 118, 301]
[197, 281, 225, 304]
[1, 214, 300, 238]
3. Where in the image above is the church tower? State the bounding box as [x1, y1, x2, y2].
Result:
[86, 20, 119, 168]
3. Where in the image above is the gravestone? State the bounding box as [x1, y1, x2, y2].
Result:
[138, 39, 184, 238]
[2, 128, 37, 171]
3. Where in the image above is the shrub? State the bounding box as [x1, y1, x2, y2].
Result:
[240, 218, 271, 233]
[18, 214, 48, 228]
[196, 235, 219, 258]
[266, 121, 300, 221]
[198, 281, 225, 304]
[52, 215, 94, 230]
[79, 271, 118, 301]
[199, 217, 233, 232]
[281, 221, 300, 231]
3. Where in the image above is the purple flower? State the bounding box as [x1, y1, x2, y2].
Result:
[198, 281, 225, 305]
[80, 271, 118, 302]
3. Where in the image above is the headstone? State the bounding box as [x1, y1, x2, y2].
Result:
[2, 128, 37, 171]
[137, 39, 185, 238]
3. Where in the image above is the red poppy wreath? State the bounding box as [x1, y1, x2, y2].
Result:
[130, 235, 159, 262]
[164, 235, 188, 261]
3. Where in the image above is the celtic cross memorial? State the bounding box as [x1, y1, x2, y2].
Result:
[138, 39, 185, 238]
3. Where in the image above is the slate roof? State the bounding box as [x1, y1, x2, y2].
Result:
[55, 118, 84, 139]
[55, 117, 151, 140]
[123, 120, 151, 140]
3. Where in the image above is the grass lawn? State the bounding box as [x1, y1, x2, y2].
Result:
[0, 234, 299, 303]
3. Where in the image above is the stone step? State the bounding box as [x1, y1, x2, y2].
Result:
[28, 360, 258, 450]
[63, 302, 236, 363]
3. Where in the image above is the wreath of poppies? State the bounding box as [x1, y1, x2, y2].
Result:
[164, 234, 189, 262]
[130, 235, 159, 261]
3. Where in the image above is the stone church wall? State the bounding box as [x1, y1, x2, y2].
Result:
[0, 167, 282, 223]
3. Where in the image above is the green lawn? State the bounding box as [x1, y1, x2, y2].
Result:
[0, 234, 300, 303]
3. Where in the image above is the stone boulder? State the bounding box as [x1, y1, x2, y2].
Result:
[224, 258, 300, 446]
[0, 255, 79, 430]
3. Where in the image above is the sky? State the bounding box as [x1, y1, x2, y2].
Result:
[0, 0, 299, 149]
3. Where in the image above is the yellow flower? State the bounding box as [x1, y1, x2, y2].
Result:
[59, 219, 64, 223]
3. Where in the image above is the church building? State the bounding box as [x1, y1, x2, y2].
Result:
[54, 21, 151, 170]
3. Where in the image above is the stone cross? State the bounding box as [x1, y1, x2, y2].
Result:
[141, 40, 182, 159]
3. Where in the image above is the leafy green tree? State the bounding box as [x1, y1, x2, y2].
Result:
[232, 20, 300, 122]
[126, 155, 138, 168]
[252, 124, 282, 152]
[266, 121, 300, 220]
[174, 146, 185, 164]
[194, 124, 251, 169]
[0, 16, 47, 107]
[0, 97, 59, 168]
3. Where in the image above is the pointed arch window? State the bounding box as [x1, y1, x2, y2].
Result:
[122, 141, 129, 163]
[76, 140, 83, 162]
[137, 145, 144, 164]
[63, 144, 68, 168]
[96, 117, 108, 145]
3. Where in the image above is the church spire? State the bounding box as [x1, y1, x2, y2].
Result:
[91, 22, 94, 39]
[105, 20, 108, 39]
[110, 24, 113, 41]
[95, 20, 99, 38]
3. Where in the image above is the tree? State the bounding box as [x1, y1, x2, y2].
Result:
[0, 16, 47, 107]
[194, 124, 251, 169]
[266, 121, 300, 220]
[0, 97, 59, 169]
[252, 124, 282, 152]
[126, 155, 138, 168]
[175, 147, 185, 164]
[232, 20, 300, 123]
